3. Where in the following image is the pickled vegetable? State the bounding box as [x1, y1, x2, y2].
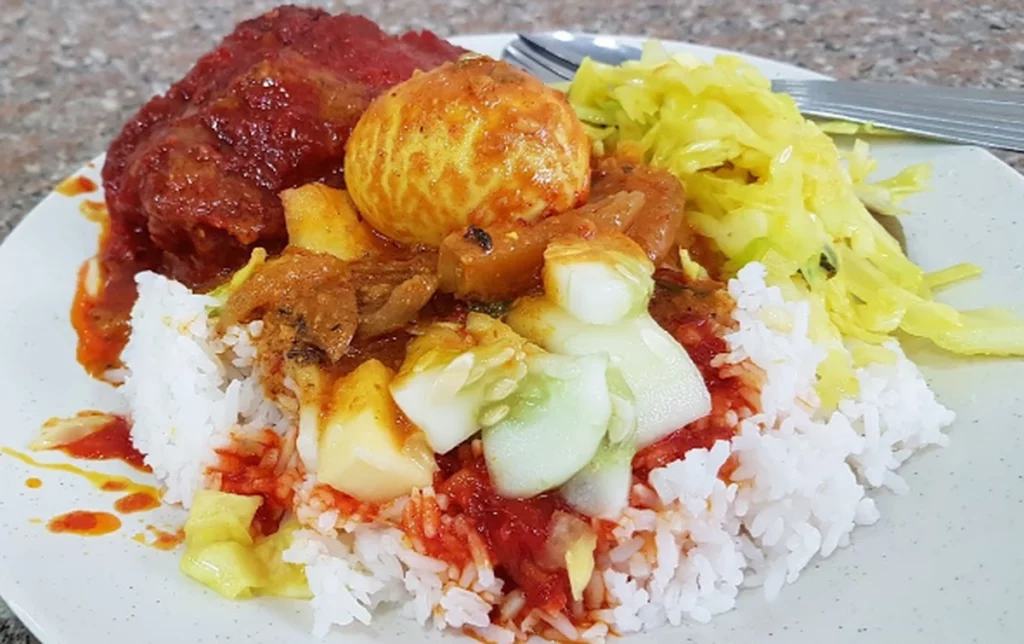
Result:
[481, 353, 612, 497]
[180, 491, 310, 600]
[567, 41, 1024, 407]
[391, 313, 535, 454]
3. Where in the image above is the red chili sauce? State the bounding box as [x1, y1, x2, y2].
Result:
[433, 446, 574, 615]
[55, 175, 98, 197]
[115, 492, 161, 514]
[146, 526, 186, 551]
[634, 269, 753, 478]
[48, 511, 121, 536]
[70, 201, 139, 380]
[210, 430, 293, 536]
[56, 414, 150, 473]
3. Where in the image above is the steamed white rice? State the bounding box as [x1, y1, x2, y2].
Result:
[121, 272, 287, 506]
[120, 262, 954, 640]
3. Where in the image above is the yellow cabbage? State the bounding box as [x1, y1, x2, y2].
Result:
[816, 120, 905, 137]
[923, 263, 983, 291]
[568, 42, 1024, 404]
[180, 490, 310, 600]
[208, 247, 267, 304]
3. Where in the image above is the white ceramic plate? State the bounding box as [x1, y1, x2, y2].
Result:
[1, 33, 1022, 644]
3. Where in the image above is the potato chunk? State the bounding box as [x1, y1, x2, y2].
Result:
[318, 360, 436, 503]
[281, 183, 381, 261]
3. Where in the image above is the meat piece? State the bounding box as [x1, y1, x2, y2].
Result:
[102, 6, 465, 289]
[591, 153, 688, 265]
[648, 268, 735, 328]
[220, 250, 359, 363]
[437, 191, 645, 301]
[350, 253, 441, 338]
[356, 274, 439, 339]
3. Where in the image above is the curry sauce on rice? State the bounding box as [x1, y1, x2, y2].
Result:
[39, 5, 1024, 643]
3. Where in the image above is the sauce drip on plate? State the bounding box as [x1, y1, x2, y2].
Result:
[114, 491, 161, 514]
[70, 200, 138, 382]
[1, 448, 159, 498]
[54, 414, 150, 472]
[25, 477, 42, 489]
[133, 526, 185, 551]
[79, 200, 108, 223]
[48, 511, 121, 536]
[55, 175, 98, 197]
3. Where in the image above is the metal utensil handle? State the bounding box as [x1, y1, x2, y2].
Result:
[505, 34, 1024, 151]
[777, 82, 1024, 150]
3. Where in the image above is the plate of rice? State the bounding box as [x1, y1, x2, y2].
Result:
[1, 8, 1023, 644]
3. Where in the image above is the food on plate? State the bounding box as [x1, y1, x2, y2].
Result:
[280, 183, 384, 261]
[345, 56, 591, 246]
[570, 44, 1024, 374]
[77, 6, 465, 377]
[180, 490, 311, 599]
[40, 8, 1024, 644]
[314, 360, 436, 502]
[435, 158, 686, 302]
[506, 234, 712, 448]
[437, 190, 644, 300]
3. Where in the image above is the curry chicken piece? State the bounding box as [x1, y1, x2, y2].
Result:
[101, 6, 465, 289]
[219, 250, 359, 365]
[350, 254, 440, 339]
[437, 191, 645, 301]
[220, 248, 442, 403]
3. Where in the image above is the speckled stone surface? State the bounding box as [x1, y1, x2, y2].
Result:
[1, 1, 1023, 641]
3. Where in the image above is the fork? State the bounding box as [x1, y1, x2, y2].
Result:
[502, 33, 1024, 152]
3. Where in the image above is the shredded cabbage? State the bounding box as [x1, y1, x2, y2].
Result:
[207, 247, 267, 305]
[568, 42, 1024, 404]
[816, 120, 904, 137]
[923, 263, 983, 291]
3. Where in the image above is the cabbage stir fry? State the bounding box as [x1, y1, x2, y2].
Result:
[568, 42, 1024, 406]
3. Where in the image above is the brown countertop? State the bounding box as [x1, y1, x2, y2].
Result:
[1, 1, 1022, 641]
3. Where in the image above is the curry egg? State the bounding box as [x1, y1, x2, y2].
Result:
[344, 56, 592, 246]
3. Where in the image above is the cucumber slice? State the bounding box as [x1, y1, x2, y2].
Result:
[543, 235, 653, 326]
[391, 315, 530, 454]
[482, 353, 612, 498]
[507, 297, 711, 447]
[560, 436, 636, 519]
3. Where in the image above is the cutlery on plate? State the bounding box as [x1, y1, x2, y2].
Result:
[502, 32, 1024, 152]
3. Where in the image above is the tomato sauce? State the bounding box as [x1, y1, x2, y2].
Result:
[48, 511, 121, 536]
[635, 271, 753, 477]
[114, 491, 161, 514]
[55, 175, 98, 197]
[210, 430, 293, 536]
[56, 414, 150, 473]
[133, 526, 186, 551]
[70, 200, 141, 380]
[435, 446, 573, 615]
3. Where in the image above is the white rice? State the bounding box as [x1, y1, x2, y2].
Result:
[121, 271, 285, 506]
[120, 262, 955, 639]
[282, 527, 500, 636]
[586, 263, 954, 633]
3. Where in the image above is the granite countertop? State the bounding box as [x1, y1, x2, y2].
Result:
[1, 0, 1023, 641]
